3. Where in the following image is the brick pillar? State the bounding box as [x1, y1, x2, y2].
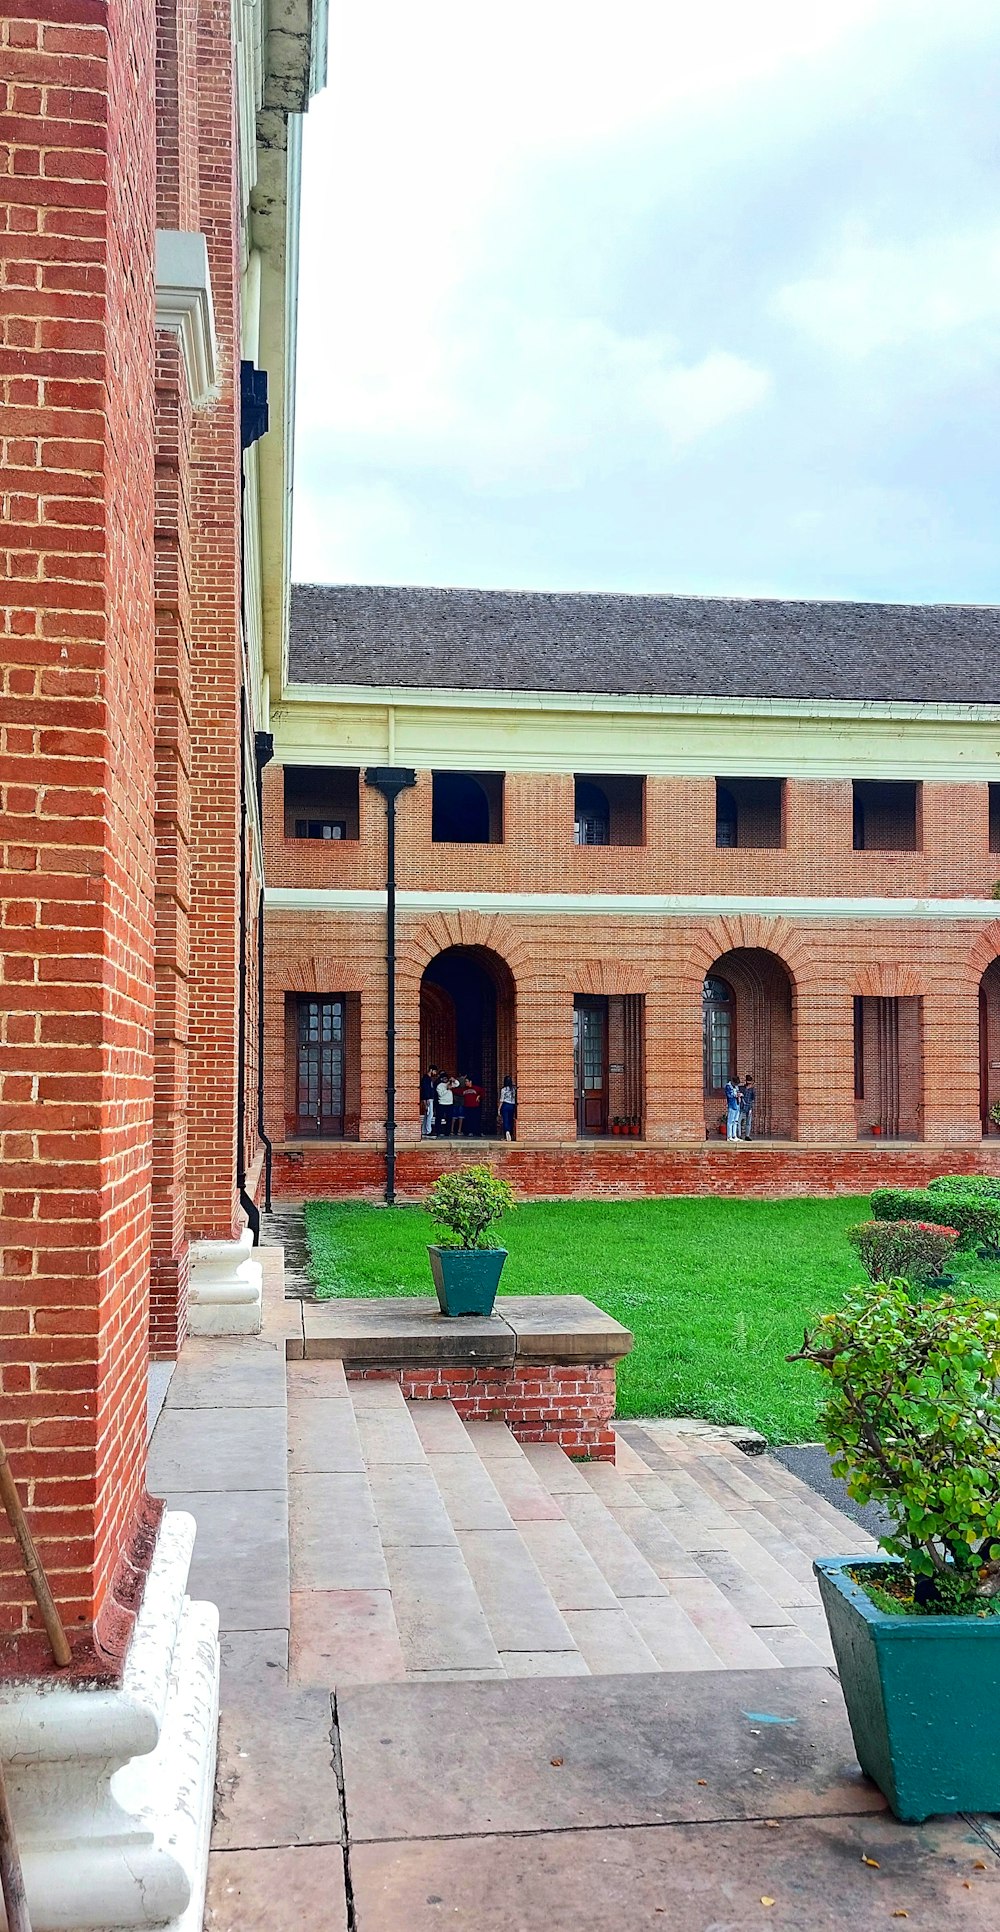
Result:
[795, 980, 858, 1144]
[185, 0, 243, 1242]
[644, 972, 704, 1142]
[517, 988, 577, 1143]
[0, 7, 159, 1663]
[923, 983, 980, 1144]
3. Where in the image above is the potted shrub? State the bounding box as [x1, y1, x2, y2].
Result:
[991, 1102, 1000, 1135]
[426, 1163, 514, 1316]
[790, 1284, 1000, 1820]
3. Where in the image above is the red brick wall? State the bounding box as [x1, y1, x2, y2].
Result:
[0, 3, 158, 1654]
[265, 905, 1000, 1171]
[264, 766, 998, 902]
[347, 1365, 618, 1460]
[185, 0, 247, 1242]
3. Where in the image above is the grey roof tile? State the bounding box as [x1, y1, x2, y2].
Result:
[289, 584, 1000, 705]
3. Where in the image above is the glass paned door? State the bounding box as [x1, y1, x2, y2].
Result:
[574, 997, 608, 1134]
[296, 997, 345, 1136]
[702, 977, 733, 1094]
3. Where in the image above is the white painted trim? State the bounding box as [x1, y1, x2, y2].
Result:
[280, 681, 1000, 725]
[266, 886, 1000, 921]
[155, 230, 219, 407]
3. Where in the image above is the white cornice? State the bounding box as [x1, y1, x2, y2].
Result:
[155, 230, 219, 408]
[266, 887, 1000, 921]
[277, 683, 1000, 725]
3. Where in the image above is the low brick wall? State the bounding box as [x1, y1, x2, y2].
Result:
[272, 1137, 1000, 1202]
[347, 1362, 618, 1460]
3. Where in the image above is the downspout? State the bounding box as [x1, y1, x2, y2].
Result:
[255, 731, 274, 1213]
[364, 767, 416, 1205]
[237, 684, 260, 1244]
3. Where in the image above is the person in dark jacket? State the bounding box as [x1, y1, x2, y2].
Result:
[420, 1067, 437, 1138]
[739, 1074, 756, 1140]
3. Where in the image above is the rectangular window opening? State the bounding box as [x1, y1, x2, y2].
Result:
[573, 774, 645, 847]
[284, 766, 360, 840]
[573, 993, 644, 1136]
[852, 780, 920, 853]
[715, 778, 784, 850]
[431, 771, 504, 843]
[990, 784, 1000, 857]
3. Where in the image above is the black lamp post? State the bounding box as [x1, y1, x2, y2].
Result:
[365, 767, 416, 1203]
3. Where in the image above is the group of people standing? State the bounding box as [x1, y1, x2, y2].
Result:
[420, 1069, 518, 1140]
[724, 1074, 756, 1141]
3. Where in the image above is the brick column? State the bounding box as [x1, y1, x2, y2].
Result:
[516, 988, 577, 1143]
[644, 972, 705, 1142]
[795, 980, 858, 1144]
[922, 982, 980, 1144]
[0, 7, 159, 1663]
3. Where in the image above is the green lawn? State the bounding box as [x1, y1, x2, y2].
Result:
[302, 1193, 1000, 1443]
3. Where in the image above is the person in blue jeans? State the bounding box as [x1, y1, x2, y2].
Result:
[739, 1073, 756, 1140]
[499, 1076, 517, 1140]
[725, 1076, 742, 1141]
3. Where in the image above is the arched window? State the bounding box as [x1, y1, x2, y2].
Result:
[432, 772, 498, 843]
[702, 975, 734, 1093]
[574, 779, 610, 846]
[715, 785, 737, 848]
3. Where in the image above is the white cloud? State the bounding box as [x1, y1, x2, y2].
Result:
[773, 223, 1000, 358]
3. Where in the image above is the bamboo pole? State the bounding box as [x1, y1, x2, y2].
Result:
[0, 1438, 71, 1670]
[0, 1757, 31, 1932]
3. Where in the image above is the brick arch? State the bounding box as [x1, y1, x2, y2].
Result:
[571, 960, 649, 997]
[280, 957, 370, 995]
[966, 922, 1000, 982]
[397, 911, 534, 989]
[852, 963, 926, 999]
[674, 915, 811, 999]
[703, 944, 797, 1140]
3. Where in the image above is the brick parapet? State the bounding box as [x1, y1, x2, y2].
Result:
[347, 1365, 618, 1460]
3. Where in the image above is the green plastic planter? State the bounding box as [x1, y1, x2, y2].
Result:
[815, 1555, 1000, 1821]
[427, 1245, 507, 1317]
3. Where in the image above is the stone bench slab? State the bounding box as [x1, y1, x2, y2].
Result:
[297, 1296, 632, 1369]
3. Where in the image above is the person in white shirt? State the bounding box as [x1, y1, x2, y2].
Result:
[435, 1073, 455, 1137]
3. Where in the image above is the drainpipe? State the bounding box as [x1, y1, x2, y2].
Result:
[255, 731, 274, 1214]
[365, 767, 416, 1204]
[236, 686, 260, 1243]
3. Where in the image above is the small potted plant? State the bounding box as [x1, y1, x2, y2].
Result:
[990, 1101, 1000, 1134]
[426, 1163, 515, 1317]
[790, 1283, 1000, 1820]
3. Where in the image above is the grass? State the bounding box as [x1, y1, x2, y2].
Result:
[301, 1193, 1000, 1443]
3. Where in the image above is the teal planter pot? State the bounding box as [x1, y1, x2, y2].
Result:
[815, 1555, 1000, 1822]
[428, 1245, 507, 1317]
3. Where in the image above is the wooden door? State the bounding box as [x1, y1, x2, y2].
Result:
[296, 996, 345, 1136]
[574, 997, 608, 1135]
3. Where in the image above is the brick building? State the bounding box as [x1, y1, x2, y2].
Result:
[266, 585, 1000, 1201]
[0, 0, 325, 1922]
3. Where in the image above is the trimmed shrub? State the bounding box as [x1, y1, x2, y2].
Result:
[847, 1219, 960, 1284]
[426, 1164, 514, 1250]
[870, 1185, 1000, 1253]
[928, 1175, 1000, 1203]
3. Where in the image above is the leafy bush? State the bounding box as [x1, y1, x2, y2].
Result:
[928, 1174, 1000, 1203]
[847, 1218, 959, 1284]
[426, 1164, 514, 1249]
[870, 1185, 1000, 1253]
[790, 1285, 1000, 1602]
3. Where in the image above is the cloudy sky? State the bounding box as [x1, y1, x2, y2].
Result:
[291, 0, 1000, 601]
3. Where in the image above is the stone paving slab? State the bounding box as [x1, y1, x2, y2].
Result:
[456, 1529, 579, 1653]
[219, 1628, 289, 1683]
[348, 1814, 998, 1932]
[161, 1487, 289, 1631]
[517, 1517, 620, 1612]
[382, 1540, 504, 1673]
[560, 1607, 659, 1674]
[148, 1402, 286, 1492]
[338, 1668, 884, 1843]
[290, 1589, 406, 1687]
[666, 1575, 783, 1669]
[617, 1594, 723, 1672]
[424, 1449, 513, 1530]
[558, 1493, 668, 1598]
[213, 1683, 341, 1850]
[286, 1357, 350, 1398]
[287, 1397, 365, 1474]
[162, 1338, 287, 1410]
[289, 1472, 389, 1591]
[367, 1461, 461, 1547]
[205, 1845, 347, 1931]
[407, 1398, 478, 1453]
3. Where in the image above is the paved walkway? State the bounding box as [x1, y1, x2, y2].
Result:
[144, 1253, 1000, 1928]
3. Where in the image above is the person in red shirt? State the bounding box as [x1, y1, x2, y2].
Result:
[459, 1075, 483, 1137]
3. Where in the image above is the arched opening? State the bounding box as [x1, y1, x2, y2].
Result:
[419, 946, 516, 1137]
[702, 948, 796, 1139]
[980, 960, 1000, 1134]
[431, 771, 503, 843]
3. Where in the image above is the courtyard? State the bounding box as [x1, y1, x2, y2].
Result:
[302, 1192, 1000, 1442]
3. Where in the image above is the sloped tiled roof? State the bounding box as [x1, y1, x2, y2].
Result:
[289, 583, 1000, 704]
